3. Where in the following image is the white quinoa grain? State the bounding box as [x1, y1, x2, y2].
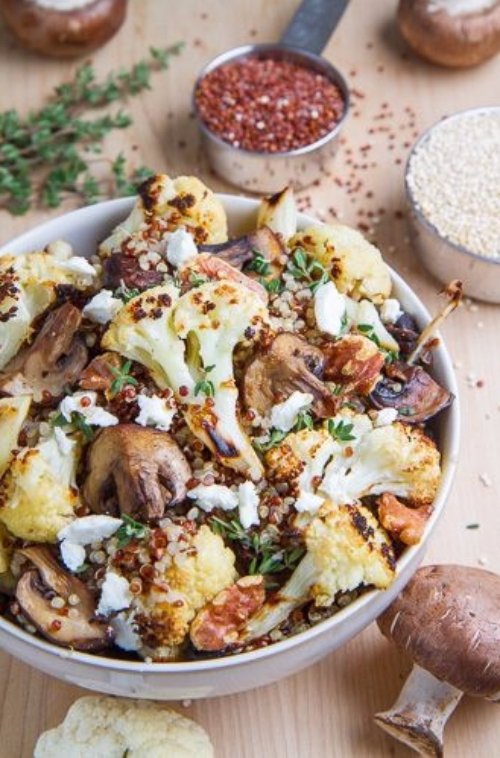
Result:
[407, 110, 500, 259]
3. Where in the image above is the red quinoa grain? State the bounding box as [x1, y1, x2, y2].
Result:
[195, 56, 345, 153]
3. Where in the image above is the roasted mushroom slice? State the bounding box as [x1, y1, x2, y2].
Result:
[102, 254, 164, 291]
[82, 424, 191, 521]
[0, 302, 88, 404]
[321, 335, 384, 395]
[370, 362, 452, 424]
[242, 332, 337, 419]
[15, 546, 111, 651]
[200, 226, 284, 271]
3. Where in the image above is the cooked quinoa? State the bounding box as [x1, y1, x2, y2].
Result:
[407, 109, 500, 259]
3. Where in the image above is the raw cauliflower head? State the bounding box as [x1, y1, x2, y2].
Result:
[99, 173, 228, 256]
[125, 524, 237, 659]
[34, 696, 214, 758]
[320, 413, 441, 507]
[305, 502, 396, 606]
[0, 431, 80, 543]
[0, 244, 96, 370]
[291, 223, 391, 304]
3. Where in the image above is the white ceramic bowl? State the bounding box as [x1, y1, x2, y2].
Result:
[0, 196, 459, 699]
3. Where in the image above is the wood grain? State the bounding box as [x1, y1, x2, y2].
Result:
[0, 1, 499, 756]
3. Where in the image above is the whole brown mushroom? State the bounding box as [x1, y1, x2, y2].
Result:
[375, 564, 500, 756]
[397, 0, 500, 68]
[0, 0, 127, 59]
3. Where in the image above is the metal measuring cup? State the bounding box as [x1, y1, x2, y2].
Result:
[193, 0, 350, 194]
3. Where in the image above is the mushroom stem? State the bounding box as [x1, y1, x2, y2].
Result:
[374, 663, 462, 757]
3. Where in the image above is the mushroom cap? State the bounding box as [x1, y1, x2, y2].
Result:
[397, 0, 500, 68]
[378, 564, 500, 698]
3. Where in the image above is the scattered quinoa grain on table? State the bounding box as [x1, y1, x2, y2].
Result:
[406, 110, 500, 259]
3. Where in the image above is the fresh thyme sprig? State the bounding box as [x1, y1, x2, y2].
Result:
[115, 515, 149, 547]
[0, 43, 183, 215]
[210, 516, 305, 578]
[109, 359, 138, 397]
[287, 248, 329, 293]
[52, 410, 94, 441]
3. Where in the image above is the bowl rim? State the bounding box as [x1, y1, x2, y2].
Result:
[0, 194, 460, 674]
[404, 105, 500, 268]
[192, 42, 350, 159]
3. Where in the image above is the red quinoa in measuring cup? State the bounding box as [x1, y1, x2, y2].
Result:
[195, 56, 345, 153]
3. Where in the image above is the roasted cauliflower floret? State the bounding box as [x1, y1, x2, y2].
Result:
[320, 414, 441, 507]
[102, 283, 193, 392]
[241, 501, 395, 642]
[0, 431, 80, 542]
[291, 223, 391, 303]
[0, 523, 13, 574]
[99, 173, 228, 256]
[34, 696, 214, 758]
[0, 244, 96, 370]
[305, 503, 396, 605]
[0, 395, 31, 477]
[173, 280, 268, 480]
[103, 281, 267, 479]
[128, 525, 237, 659]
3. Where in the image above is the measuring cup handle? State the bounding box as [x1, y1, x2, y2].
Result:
[280, 0, 349, 56]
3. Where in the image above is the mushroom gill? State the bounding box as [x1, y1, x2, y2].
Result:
[0, 302, 88, 404]
[15, 546, 111, 651]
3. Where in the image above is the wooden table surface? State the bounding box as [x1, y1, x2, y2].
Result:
[0, 1, 499, 756]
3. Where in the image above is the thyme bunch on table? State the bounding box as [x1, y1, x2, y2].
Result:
[0, 43, 184, 215]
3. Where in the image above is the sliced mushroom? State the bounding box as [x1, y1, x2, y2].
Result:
[370, 361, 452, 424]
[0, 302, 88, 404]
[190, 575, 266, 652]
[82, 424, 191, 521]
[102, 254, 164, 292]
[79, 352, 122, 391]
[321, 334, 385, 395]
[242, 332, 337, 419]
[15, 546, 111, 651]
[200, 226, 284, 271]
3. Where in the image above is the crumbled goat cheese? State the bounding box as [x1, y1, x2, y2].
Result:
[373, 408, 399, 427]
[294, 491, 324, 514]
[53, 426, 74, 455]
[314, 281, 346, 337]
[380, 298, 402, 324]
[238, 481, 260, 528]
[136, 393, 176, 432]
[270, 391, 313, 432]
[111, 612, 141, 652]
[97, 572, 132, 616]
[54, 256, 97, 280]
[59, 391, 119, 427]
[166, 228, 198, 268]
[82, 290, 123, 325]
[58, 515, 122, 545]
[138, 251, 162, 271]
[60, 540, 86, 572]
[187, 484, 238, 512]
